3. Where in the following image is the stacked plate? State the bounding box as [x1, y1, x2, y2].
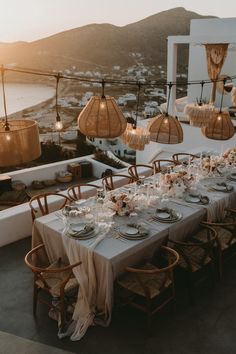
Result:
[228, 172, 236, 182]
[185, 194, 209, 205]
[211, 182, 234, 193]
[67, 222, 96, 240]
[153, 208, 182, 223]
[118, 224, 149, 240]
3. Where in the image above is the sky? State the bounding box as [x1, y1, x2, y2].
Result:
[0, 0, 236, 42]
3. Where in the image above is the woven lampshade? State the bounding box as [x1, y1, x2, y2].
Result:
[0, 119, 41, 167]
[216, 75, 233, 95]
[121, 123, 150, 151]
[184, 103, 216, 127]
[201, 111, 234, 140]
[78, 96, 127, 138]
[148, 114, 183, 144]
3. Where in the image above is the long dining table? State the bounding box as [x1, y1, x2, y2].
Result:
[32, 173, 236, 340]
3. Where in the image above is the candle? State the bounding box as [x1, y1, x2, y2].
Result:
[220, 144, 224, 157]
[188, 155, 191, 175]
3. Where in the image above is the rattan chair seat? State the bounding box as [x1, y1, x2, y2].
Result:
[177, 244, 212, 272]
[117, 263, 172, 299]
[36, 260, 78, 297]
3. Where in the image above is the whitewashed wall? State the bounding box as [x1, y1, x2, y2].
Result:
[188, 18, 236, 107]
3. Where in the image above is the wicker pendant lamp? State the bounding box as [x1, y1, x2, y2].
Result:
[148, 83, 183, 144]
[184, 81, 216, 127]
[0, 66, 41, 167]
[202, 78, 234, 140]
[121, 83, 150, 151]
[78, 80, 127, 138]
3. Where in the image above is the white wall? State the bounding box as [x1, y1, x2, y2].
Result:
[136, 120, 236, 164]
[188, 18, 236, 107]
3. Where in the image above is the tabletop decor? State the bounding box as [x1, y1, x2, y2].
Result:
[200, 155, 223, 175]
[159, 170, 194, 198]
[106, 192, 135, 216]
[223, 147, 236, 165]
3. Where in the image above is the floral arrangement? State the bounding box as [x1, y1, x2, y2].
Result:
[223, 148, 236, 165]
[200, 155, 223, 173]
[106, 193, 135, 216]
[160, 171, 193, 198]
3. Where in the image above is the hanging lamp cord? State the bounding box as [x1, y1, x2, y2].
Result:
[1, 65, 10, 131]
[101, 79, 105, 98]
[134, 82, 141, 128]
[198, 81, 204, 106]
[165, 83, 172, 116]
[55, 73, 61, 121]
[219, 77, 226, 113]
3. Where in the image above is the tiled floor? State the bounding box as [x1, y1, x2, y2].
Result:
[0, 237, 236, 354]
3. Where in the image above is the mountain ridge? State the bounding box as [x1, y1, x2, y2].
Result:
[0, 7, 216, 74]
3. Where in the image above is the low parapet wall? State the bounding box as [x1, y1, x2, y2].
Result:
[0, 156, 128, 247]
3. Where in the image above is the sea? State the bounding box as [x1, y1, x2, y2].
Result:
[0, 83, 54, 117]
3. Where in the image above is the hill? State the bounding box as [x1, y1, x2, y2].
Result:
[0, 7, 215, 75]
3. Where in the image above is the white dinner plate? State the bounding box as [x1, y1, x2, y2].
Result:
[119, 225, 139, 235]
[185, 195, 201, 203]
[156, 212, 171, 219]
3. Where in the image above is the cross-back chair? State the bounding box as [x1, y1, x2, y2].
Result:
[24, 244, 81, 331]
[102, 174, 134, 191]
[172, 153, 198, 164]
[29, 192, 70, 221]
[200, 214, 236, 278]
[116, 245, 179, 329]
[67, 183, 100, 201]
[168, 223, 219, 303]
[128, 164, 153, 181]
[152, 159, 178, 174]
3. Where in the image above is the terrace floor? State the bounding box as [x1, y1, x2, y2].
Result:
[0, 237, 236, 354]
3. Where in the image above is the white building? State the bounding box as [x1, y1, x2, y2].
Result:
[136, 17, 236, 164]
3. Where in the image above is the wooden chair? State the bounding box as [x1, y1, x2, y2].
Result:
[24, 244, 81, 330]
[116, 246, 179, 329]
[201, 217, 236, 278]
[102, 174, 133, 191]
[128, 164, 153, 181]
[29, 192, 70, 221]
[168, 223, 218, 303]
[152, 159, 178, 174]
[67, 183, 100, 201]
[172, 153, 198, 164]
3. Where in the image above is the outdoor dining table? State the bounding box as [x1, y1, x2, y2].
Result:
[32, 174, 236, 341]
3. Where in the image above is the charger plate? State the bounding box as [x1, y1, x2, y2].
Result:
[153, 209, 182, 223]
[118, 224, 149, 240]
[67, 223, 95, 240]
[212, 183, 234, 192]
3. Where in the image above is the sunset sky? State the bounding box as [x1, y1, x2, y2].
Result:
[0, 0, 236, 42]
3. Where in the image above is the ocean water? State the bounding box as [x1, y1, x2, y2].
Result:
[0, 83, 54, 117]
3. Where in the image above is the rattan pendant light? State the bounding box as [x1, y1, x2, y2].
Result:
[0, 66, 41, 167]
[148, 83, 183, 144]
[121, 83, 150, 151]
[184, 81, 215, 127]
[202, 78, 234, 140]
[78, 80, 127, 138]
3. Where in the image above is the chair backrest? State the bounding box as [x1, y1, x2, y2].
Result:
[126, 246, 179, 292]
[67, 183, 100, 201]
[102, 174, 133, 191]
[29, 192, 70, 221]
[128, 164, 153, 181]
[169, 224, 217, 272]
[152, 159, 178, 174]
[172, 153, 198, 164]
[24, 244, 81, 290]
